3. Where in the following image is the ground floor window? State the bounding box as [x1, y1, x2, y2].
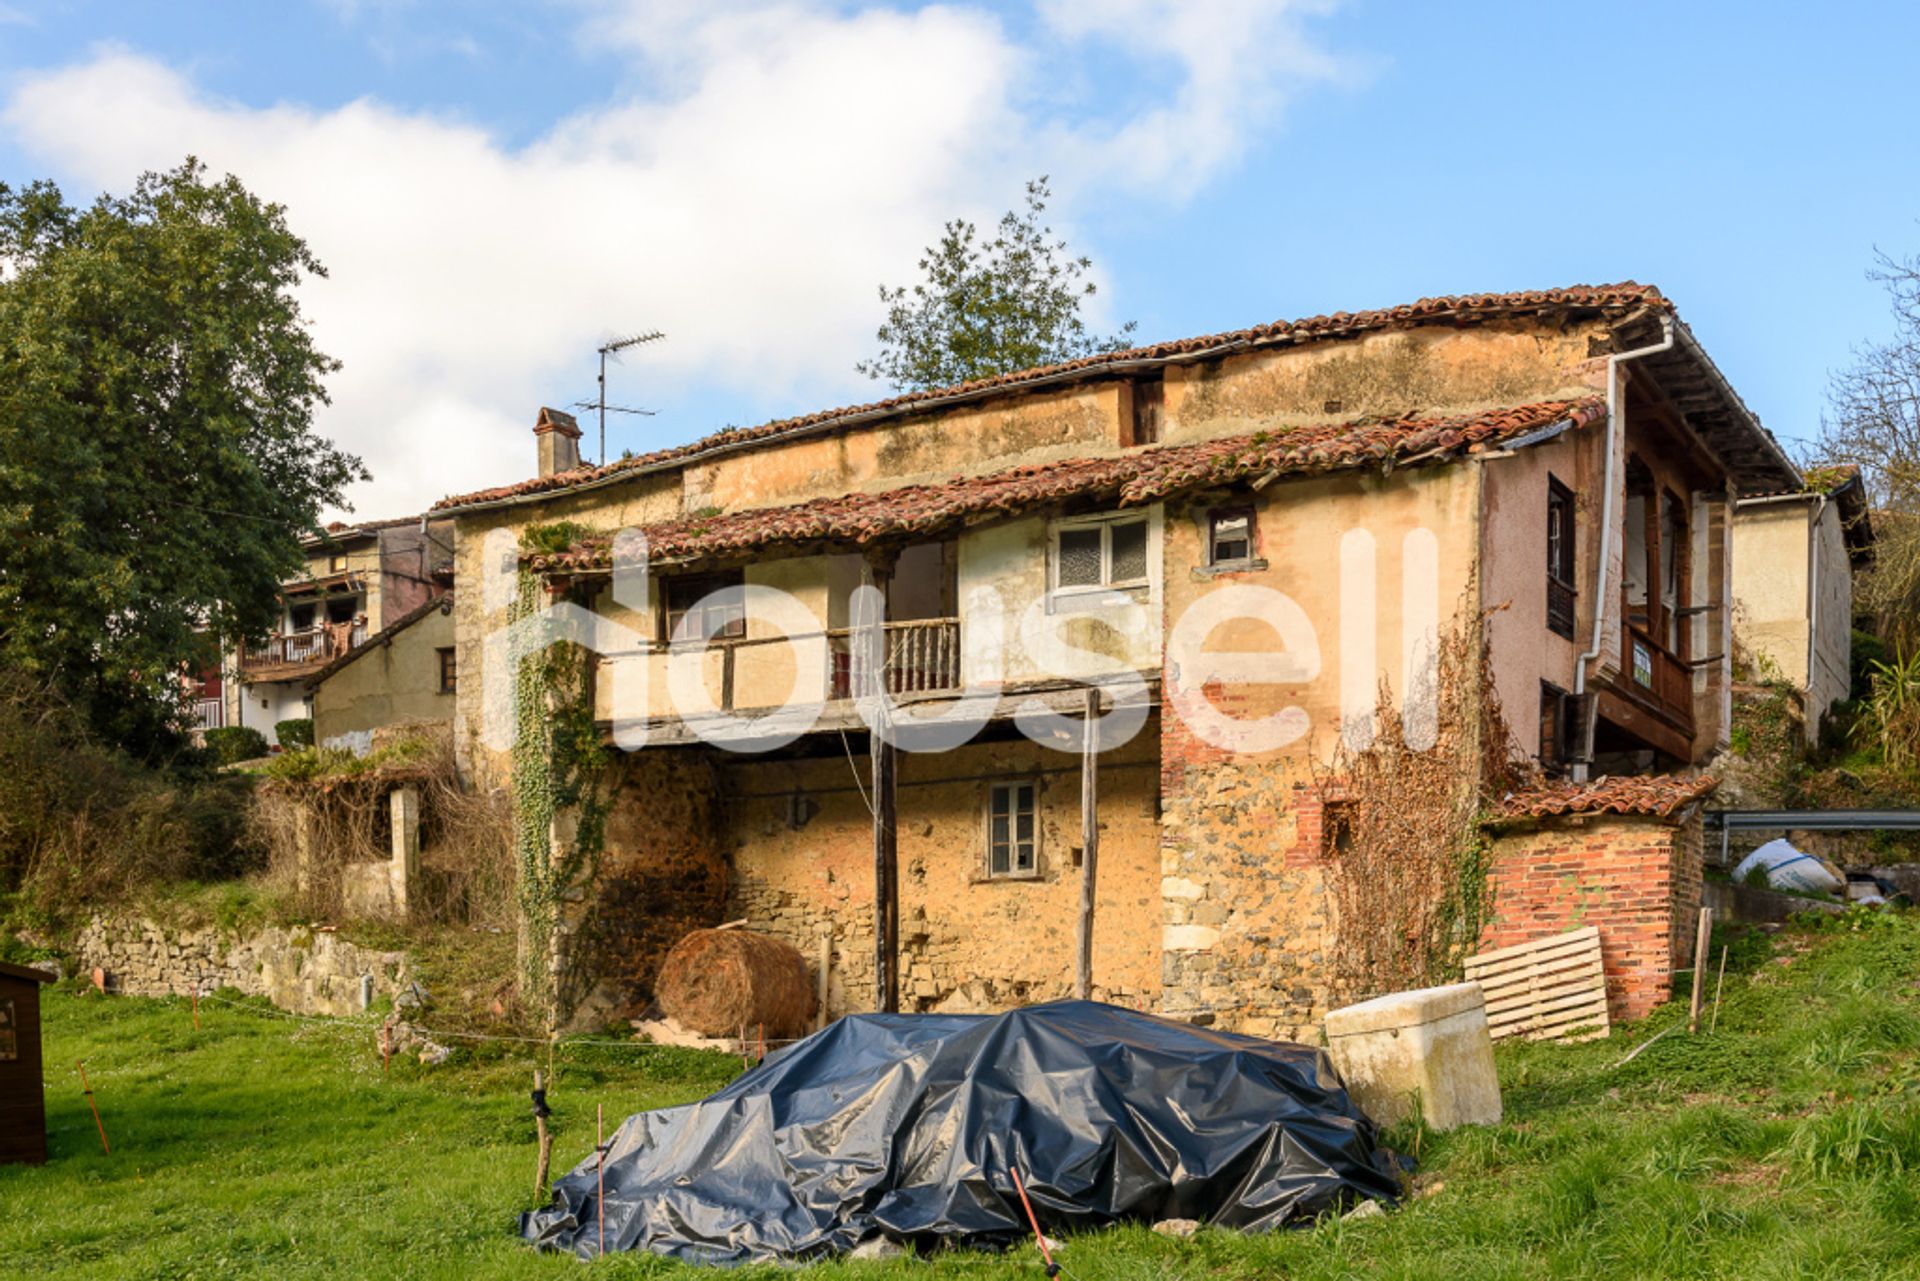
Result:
[987, 781, 1038, 878]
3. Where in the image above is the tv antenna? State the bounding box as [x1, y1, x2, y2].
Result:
[576, 331, 665, 464]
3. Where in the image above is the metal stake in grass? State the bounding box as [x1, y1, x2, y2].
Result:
[76, 1060, 109, 1154]
[596, 1103, 607, 1257]
[1009, 1165, 1061, 1279]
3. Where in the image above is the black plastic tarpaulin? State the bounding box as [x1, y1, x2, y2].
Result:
[520, 1000, 1401, 1265]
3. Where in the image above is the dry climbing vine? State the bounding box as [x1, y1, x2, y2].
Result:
[510, 557, 614, 1029]
[1313, 602, 1533, 1003]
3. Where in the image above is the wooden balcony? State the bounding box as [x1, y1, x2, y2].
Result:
[240, 622, 368, 677]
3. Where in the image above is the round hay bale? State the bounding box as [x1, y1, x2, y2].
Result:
[655, 928, 817, 1039]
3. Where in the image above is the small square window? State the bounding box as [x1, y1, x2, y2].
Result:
[328, 554, 348, 574]
[1052, 516, 1150, 595]
[987, 781, 1038, 878]
[437, 647, 457, 695]
[1208, 508, 1254, 565]
[663, 571, 747, 641]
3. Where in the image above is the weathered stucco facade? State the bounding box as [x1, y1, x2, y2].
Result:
[431, 285, 1805, 1034]
[1731, 477, 1868, 738]
[310, 598, 457, 751]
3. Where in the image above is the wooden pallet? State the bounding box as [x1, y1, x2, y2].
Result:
[1464, 926, 1611, 1043]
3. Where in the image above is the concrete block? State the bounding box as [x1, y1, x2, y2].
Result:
[1324, 982, 1501, 1131]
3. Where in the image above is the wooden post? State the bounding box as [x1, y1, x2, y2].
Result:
[1710, 946, 1729, 1034]
[1075, 687, 1101, 1001]
[389, 785, 421, 921]
[871, 731, 899, 1014]
[531, 1070, 553, 1198]
[1687, 906, 1713, 1033]
[816, 932, 831, 1032]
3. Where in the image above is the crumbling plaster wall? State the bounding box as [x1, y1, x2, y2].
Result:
[1162, 323, 1606, 445]
[717, 729, 1163, 1020]
[1479, 427, 1603, 759]
[1155, 463, 1481, 1037]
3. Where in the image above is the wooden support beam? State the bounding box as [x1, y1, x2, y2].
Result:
[1075, 687, 1101, 1001]
[871, 731, 899, 1014]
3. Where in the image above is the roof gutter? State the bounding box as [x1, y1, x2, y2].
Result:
[1572, 314, 1674, 781]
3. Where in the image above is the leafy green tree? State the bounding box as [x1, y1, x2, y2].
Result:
[857, 177, 1135, 391]
[0, 160, 363, 755]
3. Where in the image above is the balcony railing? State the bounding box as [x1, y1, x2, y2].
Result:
[241, 621, 368, 674]
[1624, 625, 1694, 729]
[830, 618, 963, 699]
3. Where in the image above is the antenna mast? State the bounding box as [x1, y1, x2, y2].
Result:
[581, 331, 665, 464]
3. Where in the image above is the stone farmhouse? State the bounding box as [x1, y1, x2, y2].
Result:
[429, 283, 1808, 1036]
[206, 515, 453, 741]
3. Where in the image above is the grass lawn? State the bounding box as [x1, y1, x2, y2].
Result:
[4, 914, 1920, 1279]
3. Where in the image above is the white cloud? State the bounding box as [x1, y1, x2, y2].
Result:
[3, 2, 1347, 518]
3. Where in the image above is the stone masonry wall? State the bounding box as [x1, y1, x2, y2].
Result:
[1156, 705, 1333, 1040]
[1483, 811, 1705, 1021]
[717, 729, 1163, 1020]
[72, 915, 415, 1018]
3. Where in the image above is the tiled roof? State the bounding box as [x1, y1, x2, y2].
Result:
[435, 283, 1669, 514]
[529, 398, 1603, 572]
[1495, 773, 1719, 821]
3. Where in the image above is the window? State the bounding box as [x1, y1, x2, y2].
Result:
[325, 596, 358, 625]
[1539, 682, 1569, 772]
[1208, 507, 1254, 566]
[1128, 375, 1165, 446]
[1546, 476, 1576, 639]
[437, 647, 457, 695]
[663, 571, 746, 641]
[986, 781, 1038, 878]
[1053, 516, 1150, 594]
[289, 603, 317, 632]
[328, 553, 347, 573]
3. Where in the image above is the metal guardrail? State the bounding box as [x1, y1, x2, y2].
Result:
[1705, 810, 1920, 832]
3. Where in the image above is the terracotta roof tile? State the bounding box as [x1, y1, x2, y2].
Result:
[436, 283, 1667, 514]
[529, 398, 1603, 572]
[1496, 773, 1719, 821]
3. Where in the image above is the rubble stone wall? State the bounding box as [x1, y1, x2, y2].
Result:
[716, 728, 1163, 1020]
[71, 915, 415, 1018]
[1483, 810, 1705, 1021]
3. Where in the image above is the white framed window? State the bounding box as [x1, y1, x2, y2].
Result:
[1052, 513, 1150, 596]
[986, 780, 1039, 878]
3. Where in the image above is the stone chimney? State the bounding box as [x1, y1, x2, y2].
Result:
[533, 406, 583, 477]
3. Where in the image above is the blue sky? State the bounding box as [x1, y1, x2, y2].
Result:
[3, 1, 1917, 517]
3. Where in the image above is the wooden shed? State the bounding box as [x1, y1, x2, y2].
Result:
[0, 960, 55, 1166]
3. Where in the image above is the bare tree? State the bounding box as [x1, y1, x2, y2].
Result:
[1815, 249, 1920, 653]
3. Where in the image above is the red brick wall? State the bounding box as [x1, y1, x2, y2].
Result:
[1483, 812, 1703, 1021]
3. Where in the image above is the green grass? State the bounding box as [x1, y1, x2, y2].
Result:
[5, 914, 1920, 1279]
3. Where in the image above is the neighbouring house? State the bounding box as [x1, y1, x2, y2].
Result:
[222, 515, 454, 739]
[432, 284, 1802, 1036]
[308, 594, 459, 753]
[1730, 464, 1874, 739]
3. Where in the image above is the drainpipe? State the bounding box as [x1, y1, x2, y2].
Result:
[1572, 315, 1675, 781]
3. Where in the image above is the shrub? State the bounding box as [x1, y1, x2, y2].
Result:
[0, 668, 262, 916]
[205, 726, 270, 765]
[274, 718, 314, 751]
